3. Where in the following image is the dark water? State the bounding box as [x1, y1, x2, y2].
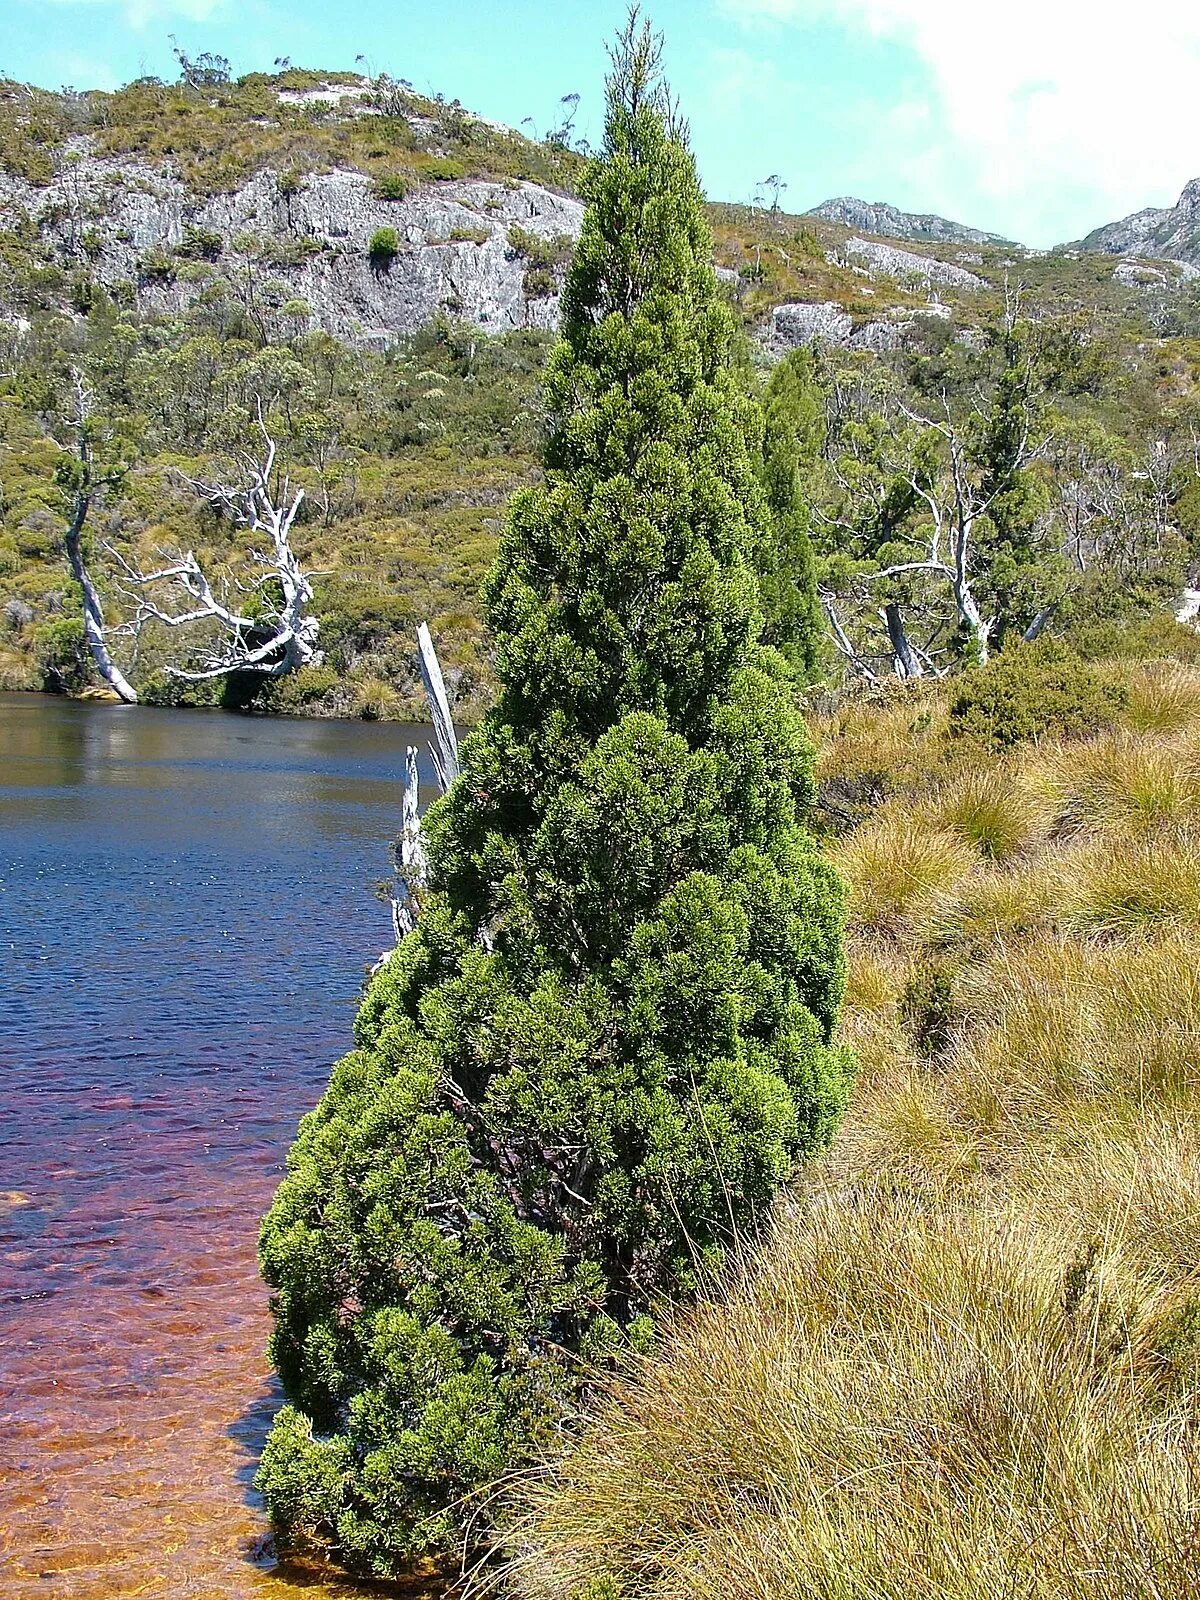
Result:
[0, 693, 442, 1598]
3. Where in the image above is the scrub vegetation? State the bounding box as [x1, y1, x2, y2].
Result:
[505, 648, 1200, 1600]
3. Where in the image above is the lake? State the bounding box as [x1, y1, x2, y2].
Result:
[0, 692, 442, 1599]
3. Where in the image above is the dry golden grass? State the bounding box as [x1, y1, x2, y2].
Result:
[831, 813, 978, 937]
[1121, 660, 1200, 734]
[922, 764, 1054, 861]
[501, 698, 1200, 1600]
[1045, 732, 1200, 837]
[1060, 826, 1200, 934]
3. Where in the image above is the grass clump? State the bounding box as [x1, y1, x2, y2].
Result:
[503, 692, 1200, 1600]
[832, 814, 977, 937]
[923, 764, 1051, 860]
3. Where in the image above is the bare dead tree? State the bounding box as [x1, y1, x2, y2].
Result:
[377, 623, 461, 965]
[109, 405, 320, 681]
[61, 372, 139, 704]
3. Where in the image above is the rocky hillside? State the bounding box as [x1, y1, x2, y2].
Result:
[1079, 178, 1200, 268]
[3, 65, 1200, 721]
[805, 196, 1012, 247]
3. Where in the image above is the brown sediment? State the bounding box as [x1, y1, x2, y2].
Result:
[0, 1157, 419, 1600]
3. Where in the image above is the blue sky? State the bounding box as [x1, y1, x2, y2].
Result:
[6, 0, 1200, 247]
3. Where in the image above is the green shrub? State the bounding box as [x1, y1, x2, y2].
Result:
[1071, 613, 1200, 665]
[263, 664, 340, 710]
[139, 671, 223, 708]
[372, 172, 409, 201]
[137, 247, 176, 284]
[257, 20, 850, 1577]
[367, 226, 400, 270]
[33, 615, 87, 694]
[948, 640, 1128, 749]
[176, 224, 223, 261]
[420, 155, 466, 181]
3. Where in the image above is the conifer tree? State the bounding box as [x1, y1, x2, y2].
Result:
[758, 347, 827, 679]
[257, 12, 850, 1576]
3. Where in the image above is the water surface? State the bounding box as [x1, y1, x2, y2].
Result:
[0, 693, 440, 1598]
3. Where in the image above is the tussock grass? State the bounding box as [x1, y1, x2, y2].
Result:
[1044, 730, 1200, 836]
[832, 814, 978, 937]
[1060, 826, 1200, 933]
[502, 692, 1200, 1600]
[1121, 660, 1200, 734]
[508, 1199, 1200, 1600]
[922, 764, 1053, 860]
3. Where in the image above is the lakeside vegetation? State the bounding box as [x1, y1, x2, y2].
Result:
[505, 642, 1200, 1600]
[6, 10, 1200, 1600]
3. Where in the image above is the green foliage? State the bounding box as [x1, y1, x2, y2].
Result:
[372, 172, 409, 201]
[900, 958, 955, 1059]
[33, 613, 87, 693]
[368, 227, 400, 270]
[257, 19, 849, 1576]
[176, 225, 223, 261]
[757, 348, 825, 679]
[948, 639, 1128, 749]
[507, 226, 575, 299]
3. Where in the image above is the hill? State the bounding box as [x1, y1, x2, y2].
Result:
[1079, 177, 1200, 268]
[805, 194, 1013, 247]
[2, 66, 1200, 718]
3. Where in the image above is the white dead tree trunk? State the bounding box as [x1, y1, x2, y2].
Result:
[110, 405, 319, 681]
[376, 623, 462, 965]
[62, 375, 139, 704]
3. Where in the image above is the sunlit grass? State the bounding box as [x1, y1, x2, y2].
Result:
[501, 690, 1200, 1600]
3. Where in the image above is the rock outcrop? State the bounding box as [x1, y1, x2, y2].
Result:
[831, 236, 986, 292]
[1079, 179, 1200, 266]
[0, 151, 584, 344]
[806, 195, 1012, 247]
[764, 299, 953, 356]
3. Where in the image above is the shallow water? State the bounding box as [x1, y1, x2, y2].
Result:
[0, 693, 442, 1598]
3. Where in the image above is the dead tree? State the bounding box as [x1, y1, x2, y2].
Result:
[110, 406, 320, 681]
[62, 374, 139, 704]
[376, 624, 462, 967]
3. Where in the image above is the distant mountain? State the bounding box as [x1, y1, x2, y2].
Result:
[805, 196, 1014, 248]
[1078, 179, 1200, 265]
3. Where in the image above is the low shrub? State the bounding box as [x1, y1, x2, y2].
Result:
[33, 615, 87, 694]
[268, 664, 341, 710]
[372, 172, 409, 200]
[948, 640, 1127, 749]
[367, 226, 400, 270]
[139, 671, 223, 708]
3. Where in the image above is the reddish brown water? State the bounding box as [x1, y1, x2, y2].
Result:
[0, 694, 440, 1598]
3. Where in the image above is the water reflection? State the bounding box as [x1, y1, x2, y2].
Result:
[0, 694, 441, 1598]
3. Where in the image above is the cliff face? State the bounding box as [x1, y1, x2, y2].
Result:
[1079, 179, 1200, 265]
[806, 196, 1012, 247]
[0, 151, 584, 342]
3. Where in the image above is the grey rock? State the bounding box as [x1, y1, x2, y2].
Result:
[1079, 178, 1200, 266]
[764, 300, 949, 355]
[0, 151, 584, 343]
[832, 237, 986, 291]
[806, 195, 1013, 247]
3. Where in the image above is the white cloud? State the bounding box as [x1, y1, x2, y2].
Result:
[717, 0, 1200, 243]
[41, 0, 230, 29]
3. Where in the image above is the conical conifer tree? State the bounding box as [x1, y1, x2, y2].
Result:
[257, 13, 850, 1576]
